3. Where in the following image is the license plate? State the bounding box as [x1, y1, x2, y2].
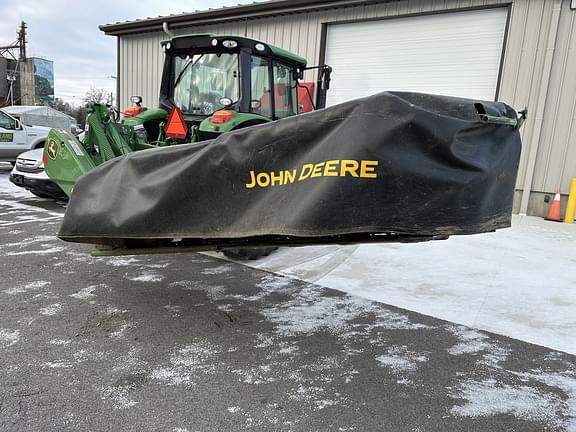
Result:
[12, 174, 24, 185]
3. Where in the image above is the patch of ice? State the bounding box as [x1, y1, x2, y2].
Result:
[107, 257, 140, 267]
[168, 280, 196, 289]
[447, 327, 492, 355]
[446, 325, 510, 367]
[101, 384, 138, 409]
[110, 323, 131, 339]
[0, 198, 62, 217]
[4, 280, 50, 295]
[73, 349, 106, 363]
[5, 246, 65, 256]
[127, 272, 164, 283]
[254, 334, 274, 348]
[69, 284, 104, 300]
[145, 262, 170, 269]
[50, 339, 71, 346]
[511, 369, 576, 430]
[376, 345, 428, 373]
[261, 284, 428, 336]
[201, 264, 233, 275]
[44, 361, 73, 369]
[40, 303, 62, 316]
[232, 365, 276, 385]
[164, 305, 182, 317]
[150, 340, 220, 386]
[2, 235, 56, 248]
[31, 292, 59, 300]
[225, 274, 295, 302]
[257, 274, 294, 291]
[66, 250, 99, 264]
[289, 385, 330, 406]
[227, 406, 241, 413]
[278, 344, 299, 355]
[316, 399, 338, 410]
[0, 328, 20, 347]
[451, 379, 562, 426]
[343, 369, 360, 384]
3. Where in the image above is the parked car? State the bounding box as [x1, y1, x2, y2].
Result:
[9, 148, 67, 200]
[0, 109, 51, 163]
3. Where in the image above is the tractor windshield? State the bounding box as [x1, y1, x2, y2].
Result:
[172, 53, 239, 115]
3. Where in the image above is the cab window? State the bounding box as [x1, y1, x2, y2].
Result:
[0, 111, 17, 130]
[250, 56, 272, 118]
[172, 53, 239, 115]
[272, 62, 297, 119]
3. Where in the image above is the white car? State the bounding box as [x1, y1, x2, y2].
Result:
[9, 148, 67, 200]
[0, 109, 51, 163]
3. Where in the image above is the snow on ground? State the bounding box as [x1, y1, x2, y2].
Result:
[235, 215, 576, 354]
[0, 166, 32, 199]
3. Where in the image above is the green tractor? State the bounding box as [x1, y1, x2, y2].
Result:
[44, 34, 331, 197]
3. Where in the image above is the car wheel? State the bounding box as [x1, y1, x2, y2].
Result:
[221, 247, 278, 261]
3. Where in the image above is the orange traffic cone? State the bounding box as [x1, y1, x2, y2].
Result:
[545, 190, 562, 222]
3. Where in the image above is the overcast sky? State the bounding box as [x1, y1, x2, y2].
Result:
[0, 0, 241, 105]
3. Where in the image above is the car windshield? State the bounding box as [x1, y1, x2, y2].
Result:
[172, 53, 240, 115]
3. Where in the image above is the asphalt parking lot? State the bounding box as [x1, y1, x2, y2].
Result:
[1, 164, 576, 432]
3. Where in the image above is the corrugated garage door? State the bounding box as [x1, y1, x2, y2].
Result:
[324, 8, 509, 106]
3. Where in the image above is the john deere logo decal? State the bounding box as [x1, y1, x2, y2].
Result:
[47, 139, 58, 160]
[245, 159, 379, 189]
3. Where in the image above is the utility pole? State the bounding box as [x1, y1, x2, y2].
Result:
[1, 21, 28, 106]
[17, 21, 27, 61]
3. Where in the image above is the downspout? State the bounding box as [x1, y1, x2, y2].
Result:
[519, 0, 562, 215]
[162, 22, 175, 37]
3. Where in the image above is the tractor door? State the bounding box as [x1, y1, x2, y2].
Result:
[249, 55, 298, 120]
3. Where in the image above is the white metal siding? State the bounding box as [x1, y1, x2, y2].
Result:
[530, 0, 576, 193]
[324, 8, 508, 106]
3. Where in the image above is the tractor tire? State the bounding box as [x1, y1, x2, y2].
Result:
[221, 247, 278, 261]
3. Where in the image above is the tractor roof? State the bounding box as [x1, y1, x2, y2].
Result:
[165, 34, 307, 67]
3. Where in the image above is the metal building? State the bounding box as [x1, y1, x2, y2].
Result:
[100, 0, 576, 217]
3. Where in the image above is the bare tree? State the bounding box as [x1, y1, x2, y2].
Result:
[51, 98, 73, 115]
[84, 87, 113, 105]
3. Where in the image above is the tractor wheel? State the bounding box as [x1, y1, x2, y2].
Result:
[221, 247, 278, 261]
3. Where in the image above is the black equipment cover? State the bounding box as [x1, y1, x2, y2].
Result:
[58, 92, 522, 249]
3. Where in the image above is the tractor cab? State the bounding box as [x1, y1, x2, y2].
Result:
[157, 34, 330, 141]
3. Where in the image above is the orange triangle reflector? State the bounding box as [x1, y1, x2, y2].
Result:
[165, 107, 188, 139]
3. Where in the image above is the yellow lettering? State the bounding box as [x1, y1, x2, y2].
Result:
[270, 171, 283, 186]
[246, 170, 257, 189]
[247, 160, 377, 188]
[284, 169, 296, 184]
[340, 159, 359, 177]
[360, 160, 378, 178]
[323, 160, 339, 176]
[299, 164, 314, 181]
[311, 162, 325, 178]
[257, 172, 270, 187]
